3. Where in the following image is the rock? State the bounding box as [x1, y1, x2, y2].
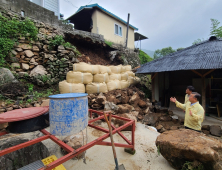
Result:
[17, 44, 32, 50]
[159, 127, 167, 133]
[15, 48, 23, 52]
[117, 104, 134, 114]
[202, 125, 210, 131]
[30, 58, 36, 63]
[170, 126, 179, 130]
[6, 107, 13, 111]
[68, 51, 76, 58]
[156, 124, 163, 131]
[30, 65, 47, 77]
[0, 108, 5, 112]
[121, 95, 129, 104]
[0, 123, 8, 130]
[159, 115, 172, 122]
[96, 96, 106, 105]
[62, 131, 86, 159]
[43, 45, 48, 52]
[34, 103, 40, 107]
[138, 100, 147, 108]
[131, 111, 139, 117]
[0, 68, 18, 86]
[24, 50, 34, 58]
[44, 53, 53, 59]
[21, 63, 29, 70]
[58, 45, 65, 51]
[143, 113, 159, 126]
[104, 102, 119, 113]
[143, 107, 150, 115]
[106, 95, 118, 105]
[39, 28, 46, 34]
[0, 134, 49, 170]
[18, 72, 29, 77]
[210, 125, 222, 137]
[12, 105, 19, 109]
[137, 114, 143, 120]
[11, 50, 17, 55]
[179, 118, 184, 125]
[41, 99, 50, 107]
[129, 92, 140, 107]
[11, 63, 20, 69]
[202, 130, 210, 135]
[114, 113, 137, 131]
[156, 129, 222, 170]
[33, 45, 40, 52]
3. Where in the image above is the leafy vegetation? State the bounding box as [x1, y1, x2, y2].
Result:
[105, 40, 113, 47]
[153, 47, 176, 59]
[0, 14, 38, 67]
[49, 35, 81, 56]
[33, 88, 58, 101]
[182, 161, 204, 170]
[27, 83, 34, 92]
[210, 18, 222, 38]
[192, 38, 205, 45]
[139, 50, 153, 64]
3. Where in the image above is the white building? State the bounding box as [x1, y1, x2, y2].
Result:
[28, 0, 60, 18]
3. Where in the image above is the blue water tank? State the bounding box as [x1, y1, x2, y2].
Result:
[49, 93, 88, 136]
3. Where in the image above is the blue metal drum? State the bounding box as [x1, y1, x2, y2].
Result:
[48, 93, 88, 136]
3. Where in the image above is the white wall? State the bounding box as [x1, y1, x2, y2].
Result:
[44, 0, 60, 18]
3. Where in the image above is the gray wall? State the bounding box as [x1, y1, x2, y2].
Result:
[0, 0, 61, 26]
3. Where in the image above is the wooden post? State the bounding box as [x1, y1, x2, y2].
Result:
[125, 13, 130, 48]
[152, 74, 155, 102]
[202, 77, 206, 112]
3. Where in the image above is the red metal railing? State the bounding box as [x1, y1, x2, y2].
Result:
[0, 109, 135, 170]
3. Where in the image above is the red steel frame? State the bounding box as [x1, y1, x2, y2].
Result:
[0, 109, 135, 170]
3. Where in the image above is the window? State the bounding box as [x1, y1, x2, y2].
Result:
[115, 24, 122, 36]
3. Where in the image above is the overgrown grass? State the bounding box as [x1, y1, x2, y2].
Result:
[105, 40, 113, 47]
[139, 50, 153, 64]
[49, 35, 81, 56]
[0, 14, 38, 67]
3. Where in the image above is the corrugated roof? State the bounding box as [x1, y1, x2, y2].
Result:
[67, 3, 138, 31]
[136, 37, 222, 74]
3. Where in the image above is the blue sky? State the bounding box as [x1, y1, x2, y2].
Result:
[60, 0, 222, 51]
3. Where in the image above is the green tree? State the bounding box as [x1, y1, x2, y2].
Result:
[210, 19, 222, 38]
[192, 38, 205, 45]
[177, 47, 184, 51]
[153, 47, 175, 59]
[139, 50, 153, 64]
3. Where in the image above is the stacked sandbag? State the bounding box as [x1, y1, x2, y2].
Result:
[109, 74, 121, 81]
[93, 73, 109, 83]
[99, 65, 111, 74]
[120, 80, 130, 89]
[107, 80, 121, 91]
[59, 80, 85, 93]
[73, 62, 99, 74]
[121, 65, 132, 73]
[66, 71, 93, 84]
[121, 71, 135, 81]
[86, 83, 108, 94]
[109, 65, 122, 74]
[128, 76, 140, 85]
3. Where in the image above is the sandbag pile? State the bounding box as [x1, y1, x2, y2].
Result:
[59, 62, 141, 94]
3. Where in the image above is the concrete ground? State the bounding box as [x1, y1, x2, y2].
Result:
[42, 123, 174, 170]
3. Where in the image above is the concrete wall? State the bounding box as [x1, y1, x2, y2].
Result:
[92, 9, 135, 49]
[0, 0, 61, 26]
